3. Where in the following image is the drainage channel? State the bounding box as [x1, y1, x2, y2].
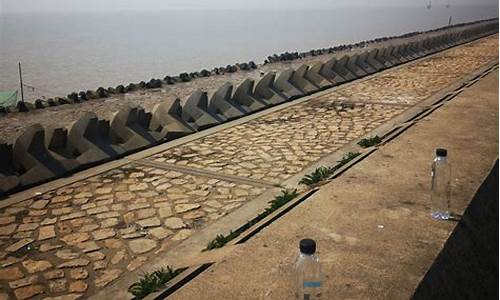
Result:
[145, 62, 498, 300]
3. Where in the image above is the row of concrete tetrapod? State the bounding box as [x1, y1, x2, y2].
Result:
[266, 18, 498, 64]
[0, 21, 497, 196]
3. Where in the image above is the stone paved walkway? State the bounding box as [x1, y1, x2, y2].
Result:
[0, 35, 497, 300]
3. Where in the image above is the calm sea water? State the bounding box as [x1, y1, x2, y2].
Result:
[0, 5, 498, 98]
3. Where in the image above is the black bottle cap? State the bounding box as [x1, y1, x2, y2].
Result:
[299, 239, 316, 255]
[436, 148, 447, 157]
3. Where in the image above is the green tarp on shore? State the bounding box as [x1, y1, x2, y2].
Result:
[0, 91, 18, 108]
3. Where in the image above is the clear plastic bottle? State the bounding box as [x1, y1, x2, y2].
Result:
[431, 148, 451, 220]
[295, 239, 323, 300]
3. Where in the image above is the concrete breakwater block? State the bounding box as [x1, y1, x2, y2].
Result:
[13, 124, 68, 187]
[254, 72, 288, 105]
[375, 48, 394, 68]
[274, 69, 305, 99]
[110, 106, 164, 152]
[409, 41, 426, 57]
[400, 44, 416, 60]
[67, 112, 125, 167]
[332, 56, 358, 82]
[0, 144, 20, 195]
[450, 32, 463, 45]
[45, 127, 81, 172]
[356, 52, 377, 74]
[96, 87, 110, 98]
[439, 34, 452, 49]
[421, 39, 436, 54]
[385, 46, 404, 65]
[67, 92, 79, 102]
[291, 65, 321, 94]
[182, 90, 222, 130]
[427, 37, 442, 52]
[322, 58, 347, 85]
[393, 45, 412, 63]
[346, 54, 368, 78]
[232, 79, 268, 112]
[429, 38, 440, 53]
[422, 39, 436, 54]
[306, 62, 334, 89]
[366, 49, 386, 71]
[445, 34, 455, 46]
[85, 90, 100, 100]
[436, 35, 448, 50]
[150, 99, 194, 141]
[434, 36, 448, 51]
[208, 83, 247, 121]
[385, 46, 403, 64]
[34, 99, 46, 109]
[56, 97, 70, 105]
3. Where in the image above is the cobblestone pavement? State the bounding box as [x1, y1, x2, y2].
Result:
[0, 36, 497, 299]
[151, 103, 404, 185]
[0, 165, 266, 300]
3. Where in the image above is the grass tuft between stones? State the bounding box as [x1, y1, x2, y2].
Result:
[300, 151, 361, 186]
[357, 135, 382, 148]
[203, 189, 299, 251]
[128, 266, 185, 299]
[299, 166, 336, 186]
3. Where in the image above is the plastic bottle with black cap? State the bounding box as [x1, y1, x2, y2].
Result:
[431, 148, 451, 220]
[295, 239, 323, 300]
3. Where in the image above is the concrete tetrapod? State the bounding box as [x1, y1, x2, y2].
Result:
[346, 54, 368, 78]
[387, 45, 406, 64]
[208, 83, 247, 120]
[150, 99, 195, 141]
[385, 46, 404, 65]
[426, 37, 441, 53]
[433, 36, 447, 51]
[45, 127, 81, 173]
[182, 90, 222, 130]
[306, 62, 334, 89]
[405, 43, 421, 60]
[332, 56, 358, 81]
[13, 124, 68, 187]
[409, 41, 426, 58]
[375, 48, 394, 68]
[355, 51, 377, 74]
[290, 65, 321, 94]
[254, 72, 288, 105]
[274, 69, 305, 99]
[322, 58, 348, 85]
[0, 144, 20, 195]
[422, 39, 436, 55]
[396, 44, 414, 62]
[366, 49, 387, 71]
[67, 112, 125, 167]
[232, 79, 269, 111]
[110, 106, 164, 153]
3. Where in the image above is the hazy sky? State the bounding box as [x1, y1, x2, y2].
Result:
[2, 0, 498, 14]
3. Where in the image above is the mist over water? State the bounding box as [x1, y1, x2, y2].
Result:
[0, 5, 498, 98]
